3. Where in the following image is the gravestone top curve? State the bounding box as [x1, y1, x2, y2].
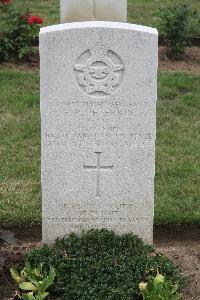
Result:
[40, 21, 158, 35]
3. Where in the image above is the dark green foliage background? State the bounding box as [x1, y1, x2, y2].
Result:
[26, 230, 187, 300]
[158, 3, 199, 58]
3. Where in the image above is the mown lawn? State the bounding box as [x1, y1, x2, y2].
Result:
[0, 69, 199, 226]
[156, 73, 200, 224]
[12, 0, 200, 31]
[0, 69, 41, 225]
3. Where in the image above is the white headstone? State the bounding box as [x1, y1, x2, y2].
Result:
[60, 0, 127, 23]
[40, 22, 158, 245]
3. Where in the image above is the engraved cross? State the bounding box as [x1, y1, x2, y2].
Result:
[83, 152, 113, 198]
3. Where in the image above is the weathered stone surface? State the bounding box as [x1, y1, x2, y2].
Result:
[60, 0, 127, 23]
[40, 22, 158, 245]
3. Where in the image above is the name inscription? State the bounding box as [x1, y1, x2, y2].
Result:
[43, 98, 155, 147]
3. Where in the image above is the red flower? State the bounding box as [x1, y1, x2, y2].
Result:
[27, 15, 43, 25]
[1, 0, 11, 4]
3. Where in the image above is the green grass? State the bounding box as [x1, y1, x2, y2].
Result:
[128, 0, 200, 32]
[12, 0, 200, 31]
[0, 69, 41, 225]
[156, 73, 200, 224]
[0, 69, 199, 226]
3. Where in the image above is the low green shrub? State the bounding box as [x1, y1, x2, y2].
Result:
[25, 229, 187, 300]
[0, 0, 43, 62]
[158, 3, 199, 59]
[139, 272, 182, 300]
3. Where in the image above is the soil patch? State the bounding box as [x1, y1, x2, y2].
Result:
[0, 61, 39, 72]
[0, 225, 199, 300]
[155, 226, 200, 300]
[159, 46, 200, 74]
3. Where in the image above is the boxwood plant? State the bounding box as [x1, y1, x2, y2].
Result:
[25, 229, 187, 300]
